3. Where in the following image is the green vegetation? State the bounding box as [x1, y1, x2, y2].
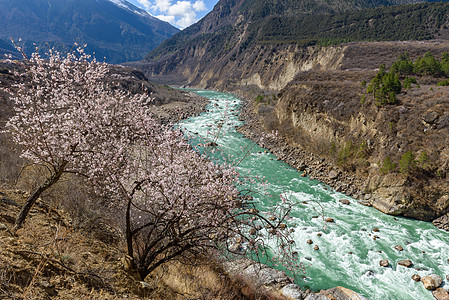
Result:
[437, 79, 449, 86]
[254, 95, 265, 103]
[254, 3, 449, 47]
[417, 151, 430, 168]
[403, 77, 418, 89]
[390, 52, 414, 75]
[378, 150, 432, 177]
[364, 50, 449, 106]
[414, 52, 444, 77]
[254, 93, 277, 105]
[379, 156, 397, 174]
[331, 140, 369, 168]
[146, 2, 449, 63]
[366, 65, 401, 106]
[391, 51, 449, 78]
[399, 150, 416, 176]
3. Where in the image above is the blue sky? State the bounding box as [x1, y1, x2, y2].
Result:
[127, 0, 219, 29]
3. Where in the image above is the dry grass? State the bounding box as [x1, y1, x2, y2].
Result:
[1, 189, 243, 299]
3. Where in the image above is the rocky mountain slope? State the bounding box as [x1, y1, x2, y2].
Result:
[139, 0, 449, 88]
[0, 0, 179, 63]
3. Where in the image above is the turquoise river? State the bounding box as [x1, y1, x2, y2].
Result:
[179, 89, 449, 300]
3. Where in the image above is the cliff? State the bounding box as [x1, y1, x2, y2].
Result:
[236, 40, 449, 228]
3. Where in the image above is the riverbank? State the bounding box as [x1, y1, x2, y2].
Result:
[236, 96, 367, 202]
[149, 90, 207, 124]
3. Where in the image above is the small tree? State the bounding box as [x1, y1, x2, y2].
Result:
[366, 65, 401, 106]
[4, 47, 154, 232]
[441, 52, 449, 76]
[399, 150, 416, 176]
[414, 52, 443, 77]
[379, 156, 397, 174]
[417, 150, 430, 168]
[390, 52, 414, 75]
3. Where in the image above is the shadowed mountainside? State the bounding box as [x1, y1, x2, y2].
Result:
[0, 0, 179, 63]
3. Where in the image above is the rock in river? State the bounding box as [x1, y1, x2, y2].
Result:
[432, 288, 449, 300]
[339, 199, 350, 205]
[398, 260, 413, 268]
[412, 274, 421, 282]
[421, 274, 443, 290]
[379, 259, 389, 267]
[394, 245, 403, 251]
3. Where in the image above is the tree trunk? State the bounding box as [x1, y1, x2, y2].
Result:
[12, 161, 67, 233]
[126, 197, 134, 258]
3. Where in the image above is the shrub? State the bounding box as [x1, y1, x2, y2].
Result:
[414, 52, 443, 77]
[390, 52, 414, 75]
[366, 65, 401, 106]
[417, 150, 430, 168]
[399, 150, 416, 176]
[379, 156, 397, 174]
[403, 76, 418, 89]
[437, 79, 449, 86]
[254, 94, 264, 103]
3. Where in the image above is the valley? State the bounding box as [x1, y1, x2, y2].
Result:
[2, 0, 449, 299]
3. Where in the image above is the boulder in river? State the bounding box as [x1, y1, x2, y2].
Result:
[304, 286, 368, 300]
[394, 245, 403, 251]
[432, 288, 449, 300]
[307, 239, 313, 244]
[379, 259, 389, 267]
[412, 274, 421, 282]
[204, 141, 218, 147]
[339, 199, 350, 205]
[313, 245, 319, 251]
[325, 217, 335, 223]
[421, 274, 443, 290]
[398, 260, 413, 268]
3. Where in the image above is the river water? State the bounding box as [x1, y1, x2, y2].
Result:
[179, 89, 449, 300]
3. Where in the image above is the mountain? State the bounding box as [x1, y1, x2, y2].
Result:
[140, 0, 449, 87]
[0, 0, 179, 63]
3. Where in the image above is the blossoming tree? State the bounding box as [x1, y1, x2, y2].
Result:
[5, 47, 301, 281]
[4, 48, 157, 232]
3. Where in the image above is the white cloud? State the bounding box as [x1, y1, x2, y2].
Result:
[153, 0, 172, 12]
[137, 0, 152, 10]
[167, 1, 192, 16]
[156, 14, 176, 24]
[144, 0, 208, 28]
[193, 1, 206, 12]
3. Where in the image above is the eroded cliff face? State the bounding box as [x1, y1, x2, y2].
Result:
[244, 42, 449, 223]
[142, 41, 346, 92]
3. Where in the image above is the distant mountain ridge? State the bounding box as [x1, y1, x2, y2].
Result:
[141, 0, 449, 87]
[0, 0, 179, 63]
